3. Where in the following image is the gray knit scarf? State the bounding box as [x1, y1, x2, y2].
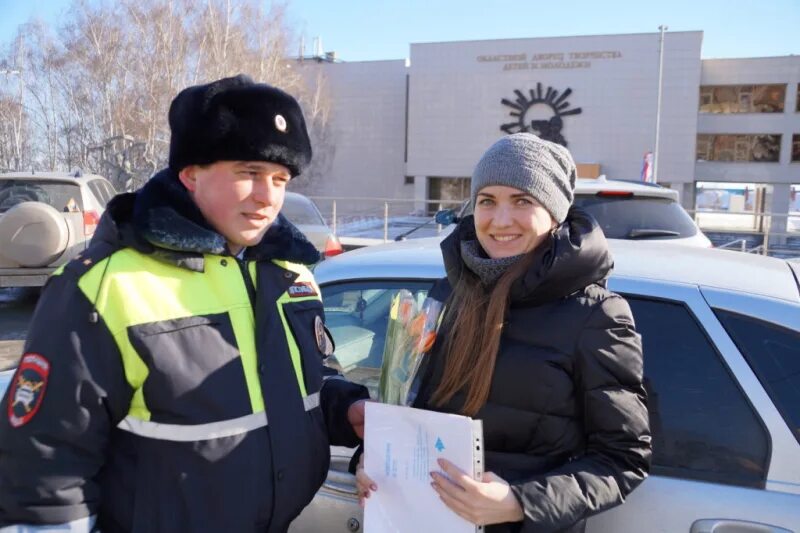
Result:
[459, 240, 524, 286]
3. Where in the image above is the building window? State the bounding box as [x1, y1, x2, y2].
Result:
[404, 176, 415, 185]
[797, 84, 800, 112]
[696, 134, 781, 162]
[699, 84, 785, 113]
[428, 177, 469, 215]
[793, 134, 800, 162]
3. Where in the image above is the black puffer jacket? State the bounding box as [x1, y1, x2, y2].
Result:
[414, 208, 651, 533]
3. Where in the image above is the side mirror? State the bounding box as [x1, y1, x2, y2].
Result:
[434, 209, 458, 225]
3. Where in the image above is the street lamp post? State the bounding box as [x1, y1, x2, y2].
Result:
[653, 24, 668, 184]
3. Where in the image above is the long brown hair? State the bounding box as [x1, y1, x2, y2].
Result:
[431, 250, 538, 416]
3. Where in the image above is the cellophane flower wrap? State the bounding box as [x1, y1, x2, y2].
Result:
[379, 290, 444, 406]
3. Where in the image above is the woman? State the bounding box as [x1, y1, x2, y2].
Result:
[357, 133, 651, 532]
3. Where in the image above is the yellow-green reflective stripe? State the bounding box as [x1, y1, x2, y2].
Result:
[272, 259, 322, 399]
[234, 260, 262, 413]
[77, 250, 264, 419]
[277, 298, 310, 398]
[52, 264, 66, 277]
[248, 261, 257, 286]
[78, 254, 150, 420]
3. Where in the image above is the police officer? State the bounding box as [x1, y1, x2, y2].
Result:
[0, 75, 369, 532]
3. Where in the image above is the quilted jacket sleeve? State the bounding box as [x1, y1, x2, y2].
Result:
[320, 371, 370, 448]
[0, 269, 132, 528]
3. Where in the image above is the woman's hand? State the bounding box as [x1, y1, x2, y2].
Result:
[355, 453, 378, 508]
[430, 458, 524, 526]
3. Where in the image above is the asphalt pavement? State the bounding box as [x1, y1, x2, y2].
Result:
[0, 287, 37, 370]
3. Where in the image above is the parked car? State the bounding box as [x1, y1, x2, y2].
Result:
[282, 191, 342, 258]
[572, 177, 712, 247]
[291, 237, 800, 532]
[0, 171, 117, 288]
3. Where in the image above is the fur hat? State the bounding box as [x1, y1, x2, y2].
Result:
[471, 133, 576, 223]
[167, 74, 312, 176]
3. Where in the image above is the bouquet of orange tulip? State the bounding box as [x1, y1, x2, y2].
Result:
[379, 290, 444, 406]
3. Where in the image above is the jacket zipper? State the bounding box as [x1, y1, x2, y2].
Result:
[236, 258, 257, 308]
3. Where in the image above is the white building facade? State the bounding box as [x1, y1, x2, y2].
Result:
[301, 31, 800, 230]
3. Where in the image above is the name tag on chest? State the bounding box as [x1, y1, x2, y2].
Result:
[288, 282, 318, 298]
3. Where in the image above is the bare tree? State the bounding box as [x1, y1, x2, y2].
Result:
[0, 93, 29, 171]
[0, 0, 335, 192]
[0, 36, 30, 171]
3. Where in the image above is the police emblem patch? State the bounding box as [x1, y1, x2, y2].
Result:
[8, 353, 50, 428]
[314, 316, 334, 357]
[287, 282, 318, 298]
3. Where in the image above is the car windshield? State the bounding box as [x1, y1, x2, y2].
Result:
[282, 196, 326, 225]
[0, 180, 84, 214]
[573, 195, 698, 239]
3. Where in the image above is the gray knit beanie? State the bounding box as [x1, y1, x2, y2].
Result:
[471, 133, 577, 223]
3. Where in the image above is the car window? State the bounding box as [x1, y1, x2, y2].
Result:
[87, 180, 110, 207]
[0, 180, 84, 213]
[624, 296, 770, 488]
[574, 195, 698, 239]
[95, 179, 116, 204]
[101, 180, 118, 201]
[321, 281, 433, 398]
[282, 195, 326, 225]
[714, 309, 800, 446]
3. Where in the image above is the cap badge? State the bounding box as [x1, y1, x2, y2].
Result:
[274, 114, 287, 133]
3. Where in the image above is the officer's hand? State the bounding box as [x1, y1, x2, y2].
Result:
[355, 453, 378, 508]
[347, 399, 368, 439]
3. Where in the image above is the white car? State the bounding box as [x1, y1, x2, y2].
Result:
[291, 237, 799, 532]
[0, 171, 117, 288]
[573, 177, 711, 247]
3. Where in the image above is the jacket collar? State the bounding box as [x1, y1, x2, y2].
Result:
[94, 168, 321, 271]
[440, 206, 613, 306]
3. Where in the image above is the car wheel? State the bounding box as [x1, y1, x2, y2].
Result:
[0, 201, 70, 267]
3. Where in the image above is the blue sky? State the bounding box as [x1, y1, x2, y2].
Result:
[1, 0, 798, 61]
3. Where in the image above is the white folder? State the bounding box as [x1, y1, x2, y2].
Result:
[363, 402, 484, 533]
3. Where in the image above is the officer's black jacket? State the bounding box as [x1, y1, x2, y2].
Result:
[415, 208, 652, 533]
[0, 169, 369, 532]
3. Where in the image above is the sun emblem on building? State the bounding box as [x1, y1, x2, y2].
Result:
[500, 84, 582, 147]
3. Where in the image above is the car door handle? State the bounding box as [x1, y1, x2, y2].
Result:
[691, 519, 794, 533]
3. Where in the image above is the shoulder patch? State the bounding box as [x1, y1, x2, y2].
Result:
[287, 282, 318, 298]
[314, 315, 335, 356]
[8, 353, 51, 428]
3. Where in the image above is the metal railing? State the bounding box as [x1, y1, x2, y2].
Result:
[308, 196, 464, 244]
[687, 208, 800, 258]
[715, 239, 771, 254]
[715, 239, 750, 252]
